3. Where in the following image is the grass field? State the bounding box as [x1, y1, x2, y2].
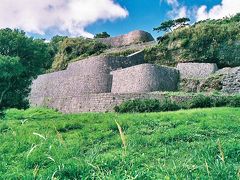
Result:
[0, 107, 240, 179]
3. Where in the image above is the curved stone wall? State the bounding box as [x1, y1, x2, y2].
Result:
[111, 64, 179, 93]
[31, 74, 113, 98]
[30, 51, 145, 100]
[97, 30, 155, 47]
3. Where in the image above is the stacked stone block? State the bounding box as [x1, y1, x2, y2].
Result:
[30, 51, 145, 105]
[111, 64, 179, 93]
[30, 92, 192, 113]
[221, 67, 240, 93]
[177, 63, 218, 79]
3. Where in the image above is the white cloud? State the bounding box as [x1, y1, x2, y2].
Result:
[196, 0, 240, 21]
[166, 0, 179, 6]
[0, 0, 128, 38]
[164, 0, 188, 19]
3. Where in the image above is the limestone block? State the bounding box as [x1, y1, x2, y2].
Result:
[177, 63, 218, 79]
[111, 64, 179, 93]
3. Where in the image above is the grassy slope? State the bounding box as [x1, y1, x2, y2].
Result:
[0, 108, 240, 179]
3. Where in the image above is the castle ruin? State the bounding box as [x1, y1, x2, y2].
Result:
[30, 30, 240, 113]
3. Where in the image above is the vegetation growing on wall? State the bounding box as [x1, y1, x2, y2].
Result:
[51, 37, 109, 71]
[146, 13, 240, 68]
[104, 49, 137, 57]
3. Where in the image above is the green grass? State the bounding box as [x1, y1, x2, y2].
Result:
[1, 107, 240, 179]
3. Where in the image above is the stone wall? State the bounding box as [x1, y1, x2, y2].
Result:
[97, 30, 155, 47]
[30, 51, 145, 100]
[177, 63, 218, 79]
[111, 64, 179, 93]
[30, 92, 192, 113]
[221, 67, 240, 93]
[178, 66, 240, 94]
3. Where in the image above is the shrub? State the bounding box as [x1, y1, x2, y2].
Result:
[105, 49, 137, 57]
[188, 95, 213, 108]
[212, 96, 230, 107]
[146, 14, 240, 68]
[227, 96, 240, 107]
[114, 98, 181, 113]
[159, 98, 181, 111]
[114, 99, 160, 113]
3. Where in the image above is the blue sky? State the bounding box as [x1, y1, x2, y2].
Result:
[0, 0, 239, 40]
[86, 0, 223, 38]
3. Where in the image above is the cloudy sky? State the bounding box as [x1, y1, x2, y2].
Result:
[0, 0, 239, 39]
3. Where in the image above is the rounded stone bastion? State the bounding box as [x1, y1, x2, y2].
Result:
[111, 64, 179, 93]
[97, 30, 155, 47]
[30, 51, 145, 103]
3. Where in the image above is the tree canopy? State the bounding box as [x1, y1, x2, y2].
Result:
[146, 14, 240, 68]
[94, 32, 110, 38]
[153, 17, 190, 33]
[0, 28, 52, 109]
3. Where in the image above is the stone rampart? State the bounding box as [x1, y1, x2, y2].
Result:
[97, 30, 155, 47]
[30, 92, 192, 113]
[30, 27, 240, 113]
[177, 63, 218, 79]
[111, 64, 179, 93]
[30, 51, 145, 100]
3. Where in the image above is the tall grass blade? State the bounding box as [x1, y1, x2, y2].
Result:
[115, 120, 127, 156]
[205, 160, 210, 177]
[27, 144, 38, 158]
[33, 132, 46, 140]
[55, 127, 65, 145]
[33, 165, 39, 178]
[217, 139, 225, 163]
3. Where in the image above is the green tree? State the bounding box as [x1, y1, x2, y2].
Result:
[49, 35, 68, 56]
[0, 28, 52, 109]
[0, 29, 52, 76]
[147, 14, 240, 68]
[94, 32, 110, 38]
[175, 17, 190, 27]
[154, 17, 190, 33]
[154, 20, 175, 32]
[0, 56, 25, 109]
